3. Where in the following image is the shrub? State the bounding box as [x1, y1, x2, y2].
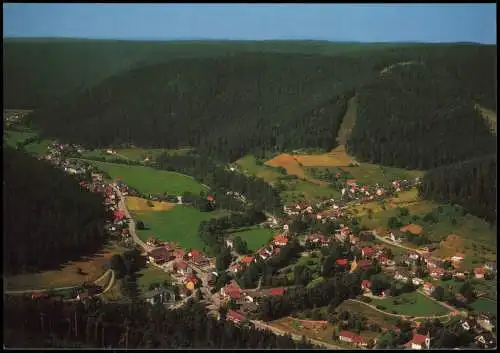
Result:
[376, 305, 386, 310]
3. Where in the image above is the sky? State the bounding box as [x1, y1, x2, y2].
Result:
[3, 3, 497, 44]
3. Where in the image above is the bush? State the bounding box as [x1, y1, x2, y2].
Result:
[376, 305, 386, 310]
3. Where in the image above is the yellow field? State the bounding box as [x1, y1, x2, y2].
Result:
[265, 153, 307, 179]
[125, 196, 176, 212]
[432, 234, 469, 259]
[294, 146, 354, 167]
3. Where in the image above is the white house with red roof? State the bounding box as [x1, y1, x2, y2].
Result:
[361, 280, 372, 293]
[273, 234, 289, 247]
[423, 282, 435, 295]
[230, 262, 243, 274]
[220, 280, 244, 303]
[338, 330, 366, 347]
[408, 332, 431, 350]
[336, 258, 348, 267]
[361, 247, 375, 258]
[430, 267, 445, 279]
[226, 309, 246, 324]
[474, 267, 486, 279]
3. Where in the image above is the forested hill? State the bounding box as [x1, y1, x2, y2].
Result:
[14, 41, 497, 166]
[348, 45, 496, 170]
[26, 52, 380, 161]
[418, 155, 497, 224]
[3, 38, 409, 110]
[4, 147, 108, 274]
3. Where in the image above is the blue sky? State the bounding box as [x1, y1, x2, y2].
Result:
[3, 4, 497, 44]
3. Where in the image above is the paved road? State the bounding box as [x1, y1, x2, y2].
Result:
[113, 185, 152, 254]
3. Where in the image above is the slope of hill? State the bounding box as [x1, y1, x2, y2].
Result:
[3, 38, 410, 110]
[4, 147, 108, 274]
[348, 46, 496, 170]
[27, 52, 377, 161]
[418, 154, 497, 224]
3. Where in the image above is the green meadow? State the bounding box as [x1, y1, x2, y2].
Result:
[230, 226, 275, 252]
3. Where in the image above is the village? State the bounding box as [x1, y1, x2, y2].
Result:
[29, 140, 497, 349]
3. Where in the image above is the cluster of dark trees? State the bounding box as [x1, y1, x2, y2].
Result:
[108, 249, 146, 300]
[236, 239, 303, 289]
[3, 296, 315, 349]
[418, 154, 496, 224]
[155, 154, 282, 213]
[258, 272, 362, 321]
[348, 60, 496, 170]
[198, 209, 266, 255]
[4, 146, 109, 275]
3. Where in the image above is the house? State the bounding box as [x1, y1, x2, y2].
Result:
[451, 253, 465, 263]
[357, 259, 372, 270]
[454, 271, 466, 281]
[412, 277, 424, 286]
[184, 274, 200, 291]
[460, 320, 471, 331]
[174, 249, 185, 261]
[113, 210, 126, 223]
[474, 267, 486, 279]
[423, 282, 435, 295]
[400, 224, 423, 236]
[77, 292, 90, 301]
[221, 280, 244, 303]
[31, 292, 49, 300]
[226, 239, 234, 249]
[150, 247, 173, 264]
[230, 262, 243, 274]
[338, 330, 365, 347]
[188, 249, 208, 265]
[240, 256, 254, 266]
[361, 247, 375, 258]
[336, 258, 348, 267]
[258, 249, 269, 260]
[409, 333, 430, 350]
[226, 310, 246, 324]
[361, 280, 372, 293]
[394, 271, 410, 283]
[173, 260, 189, 275]
[269, 288, 286, 296]
[484, 262, 496, 272]
[273, 234, 289, 247]
[430, 268, 445, 279]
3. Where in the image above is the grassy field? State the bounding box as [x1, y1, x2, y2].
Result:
[336, 300, 400, 329]
[5, 241, 127, 291]
[230, 226, 275, 252]
[3, 128, 37, 147]
[133, 205, 226, 254]
[469, 298, 497, 314]
[83, 160, 206, 195]
[24, 138, 53, 156]
[125, 196, 176, 212]
[375, 292, 450, 316]
[235, 155, 282, 183]
[115, 147, 193, 161]
[137, 265, 173, 295]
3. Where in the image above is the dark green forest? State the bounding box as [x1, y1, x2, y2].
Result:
[4, 146, 108, 274]
[348, 54, 496, 170]
[4, 296, 315, 349]
[418, 154, 497, 224]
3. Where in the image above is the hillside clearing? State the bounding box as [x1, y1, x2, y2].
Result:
[125, 196, 176, 212]
[4, 241, 127, 291]
[375, 292, 450, 316]
[133, 206, 227, 254]
[82, 160, 206, 195]
[235, 155, 282, 183]
[266, 153, 306, 179]
[229, 227, 275, 252]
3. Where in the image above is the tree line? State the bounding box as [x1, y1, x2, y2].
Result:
[418, 154, 496, 224]
[3, 295, 316, 349]
[4, 147, 109, 275]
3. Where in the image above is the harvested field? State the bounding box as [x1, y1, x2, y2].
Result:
[4, 242, 127, 291]
[266, 153, 306, 178]
[294, 146, 354, 168]
[432, 234, 469, 259]
[125, 196, 176, 212]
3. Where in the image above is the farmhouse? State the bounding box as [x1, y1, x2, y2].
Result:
[173, 260, 189, 275]
[474, 267, 486, 279]
[240, 256, 254, 266]
[451, 253, 465, 263]
[394, 270, 410, 283]
[336, 258, 348, 267]
[273, 234, 289, 247]
[361, 280, 372, 293]
[409, 333, 430, 350]
[430, 268, 445, 279]
[226, 310, 246, 324]
[361, 247, 375, 258]
[221, 280, 244, 303]
[412, 277, 424, 286]
[148, 247, 172, 265]
[338, 330, 365, 347]
[423, 282, 435, 295]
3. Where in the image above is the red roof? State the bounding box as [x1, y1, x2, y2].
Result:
[362, 247, 375, 256]
[269, 288, 286, 296]
[113, 210, 126, 220]
[361, 280, 372, 288]
[273, 234, 289, 244]
[207, 195, 215, 201]
[357, 260, 372, 268]
[346, 180, 357, 187]
[176, 260, 188, 269]
[188, 249, 203, 258]
[240, 256, 254, 265]
[412, 334, 427, 345]
[339, 330, 364, 343]
[227, 309, 245, 321]
[32, 292, 49, 299]
[475, 267, 487, 274]
[336, 258, 348, 266]
[273, 247, 281, 255]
